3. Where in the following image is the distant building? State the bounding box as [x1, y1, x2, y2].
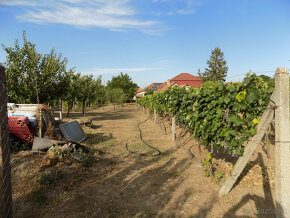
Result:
[159, 73, 202, 91]
[147, 83, 163, 90]
[134, 88, 146, 100]
[170, 73, 202, 87]
[134, 83, 162, 99]
[134, 73, 202, 99]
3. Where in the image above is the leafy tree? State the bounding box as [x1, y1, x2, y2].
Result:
[145, 87, 156, 96]
[87, 76, 105, 107]
[199, 47, 228, 82]
[76, 74, 104, 116]
[2, 31, 71, 104]
[258, 74, 274, 86]
[95, 85, 106, 106]
[106, 72, 138, 102]
[63, 71, 80, 117]
[63, 72, 105, 117]
[106, 88, 125, 111]
[39, 49, 71, 103]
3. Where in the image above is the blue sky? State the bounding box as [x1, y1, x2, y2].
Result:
[0, 0, 290, 87]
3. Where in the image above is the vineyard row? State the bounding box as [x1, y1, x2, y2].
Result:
[137, 74, 274, 156]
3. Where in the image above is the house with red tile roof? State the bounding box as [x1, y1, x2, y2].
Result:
[134, 83, 162, 99]
[135, 88, 146, 99]
[147, 83, 163, 90]
[170, 73, 202, 87]
[134, 73, 202, 99]
[159, 73, 202, 91]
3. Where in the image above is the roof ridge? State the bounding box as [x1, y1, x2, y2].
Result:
[170, 73, 201, 81]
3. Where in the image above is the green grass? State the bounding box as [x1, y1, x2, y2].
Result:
[38, 169, 68, 186]
[31, 188, 47, 205]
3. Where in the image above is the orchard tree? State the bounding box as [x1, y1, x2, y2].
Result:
[63, 71, 80, 117]
[39, 49, 71, 103]
[200, 47, 228, 82]
[64, 72, 105, 117]
[76, 74, 104, 116]
[87, 76, 105, 107]
[107, 72, 138, 102]
[106, 88, 125, 111]
[2, 31, 71, 104]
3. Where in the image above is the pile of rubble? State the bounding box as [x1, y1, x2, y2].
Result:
[8, 103, 88, 154]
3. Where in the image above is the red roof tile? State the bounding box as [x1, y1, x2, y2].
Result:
[170, 73, 201, 81]
[147, 83, 163, 89]
[159, 82, 180, 91]
[136, 88, 146, 93]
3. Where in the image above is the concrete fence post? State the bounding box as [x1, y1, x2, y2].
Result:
[0, 65, 13, 218]
[172, 116, 176, 141]
[274, 67, 290, 218]
[147, 108, 150, 118]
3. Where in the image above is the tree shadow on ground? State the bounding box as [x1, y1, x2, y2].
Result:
[222, 153, 279, 218]
[99, 158, 191, 216]
[69, 147, 196, 217]
[85, 133, 113, 145]
[65, 111, 132, 121]
[190, 153, 279, 218]
[90, 112, 132, 121]
[190, 194, 218, 218]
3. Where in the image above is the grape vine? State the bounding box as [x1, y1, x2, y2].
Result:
[137, 74, 274, 156]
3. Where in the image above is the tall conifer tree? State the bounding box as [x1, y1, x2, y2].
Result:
[200, 47, 228, 82]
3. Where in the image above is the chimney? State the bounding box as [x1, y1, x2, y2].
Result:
[167, 79, 171, 85]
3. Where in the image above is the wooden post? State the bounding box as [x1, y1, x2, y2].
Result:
[147, 108, 150, 118]
[219, 101, 275, 195]
[39, 109, 42, 138]
[154, 108, 157, 124]
[0, 65, 13, 217]
[156, 113, 159, 124]
[172, 116, 176, 141]
[274, 68, 290, 218]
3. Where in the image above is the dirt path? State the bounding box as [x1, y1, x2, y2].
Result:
[12, 104, 277, 217]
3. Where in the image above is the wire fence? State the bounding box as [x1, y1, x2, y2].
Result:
[226, 70, 275, 81]
[0, 65, 13, 218]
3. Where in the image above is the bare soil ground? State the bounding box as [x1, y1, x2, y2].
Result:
[11, 104, 277, 218]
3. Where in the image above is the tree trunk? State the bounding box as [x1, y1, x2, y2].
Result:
[82, 101, 86, 117]
[35, 78, 40, 104]
[67, 103, 70, 118]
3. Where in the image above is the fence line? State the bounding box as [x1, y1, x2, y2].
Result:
[0, 65, 13, 218]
